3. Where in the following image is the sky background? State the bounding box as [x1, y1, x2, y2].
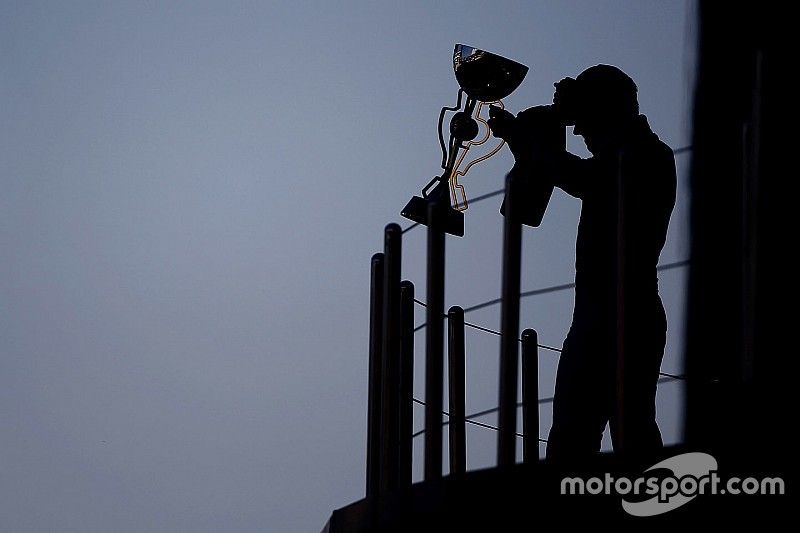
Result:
[1, 1, 695, 531]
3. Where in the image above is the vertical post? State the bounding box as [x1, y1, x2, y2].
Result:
[448, 306, 466, 475]
[521, 329, 539, 465]
[615, 151, 626, 455]
[498, 172, 522, 467]
[398, 281, 415, 487]
[424, 202, 446, 480]
[740, 50, 762, 384]
[380, 223, 401, 492]
[366, 253, 384, 497]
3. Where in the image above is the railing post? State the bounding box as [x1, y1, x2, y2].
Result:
[424, 202, 446, 480]
[521, 328, 539, 464]
[498, 172, 522, 467]
[615, 151, 627, 456]
[399, 280, 415, 487]
[380, 224, 402, 492]
[448, 306, 466, 475]
[366, 253, 384, 497]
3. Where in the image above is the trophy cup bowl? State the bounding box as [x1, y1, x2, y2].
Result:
[453, 44, 528, 102]
[401, 45, 529, 236]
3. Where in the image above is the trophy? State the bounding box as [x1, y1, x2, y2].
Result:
[401, 44, 529, 236]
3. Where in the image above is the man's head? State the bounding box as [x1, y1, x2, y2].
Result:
[556, 65, 639, 154]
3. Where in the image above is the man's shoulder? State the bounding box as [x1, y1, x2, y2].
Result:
[624, 129, 677, 198]
[653, 137, 677, 161]
[629, 115, 675, 161]
[626, 133, 676, 172]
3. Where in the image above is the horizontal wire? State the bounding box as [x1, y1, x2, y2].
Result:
[410, 260, 691, 362]
[416, 259, 690, 320]
[465, 282, 577, 314]
[428, 307, 685, 379]
[412, 296, 685, 380]
[411, 397, 542, 442]
[400, 146, 693, 233]
[410, 375, 683, 440]
[413, 297, 560, 352]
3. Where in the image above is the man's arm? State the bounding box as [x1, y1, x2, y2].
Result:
[514, 150, 590, 200]
[547, 151, 590, 199]
[489, 105, 590, 199]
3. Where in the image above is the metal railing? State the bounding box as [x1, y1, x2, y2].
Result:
[366, 172, 539, 495]
[366, 147, 692, 496]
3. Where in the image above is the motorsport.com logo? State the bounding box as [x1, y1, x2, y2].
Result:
[560, 452, 784, 516]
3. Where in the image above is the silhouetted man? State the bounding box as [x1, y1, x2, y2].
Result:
[488, 65, 676, 465]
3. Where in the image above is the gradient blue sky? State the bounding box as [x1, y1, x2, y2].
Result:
[1, 1, 695, 531]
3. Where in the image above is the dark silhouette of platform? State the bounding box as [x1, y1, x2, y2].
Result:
[323, 445, 789, 531]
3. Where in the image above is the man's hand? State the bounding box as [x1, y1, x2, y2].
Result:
[487, 105, 516, 140]
[553, 77, 578, 126]
[488, 105, 531, 161]
[489, 104, 565, 163]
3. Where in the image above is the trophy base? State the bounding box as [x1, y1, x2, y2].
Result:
[401, 196, 464, 237]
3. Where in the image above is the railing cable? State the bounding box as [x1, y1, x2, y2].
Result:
[400, 146, 693, 234]
[410, 375, 682, 440]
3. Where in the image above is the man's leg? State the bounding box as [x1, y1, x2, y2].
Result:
[609, 301, 667, 466]
[546, 333, 615, 463]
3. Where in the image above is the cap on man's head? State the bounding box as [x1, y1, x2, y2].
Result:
[575, 64, 639, 121]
